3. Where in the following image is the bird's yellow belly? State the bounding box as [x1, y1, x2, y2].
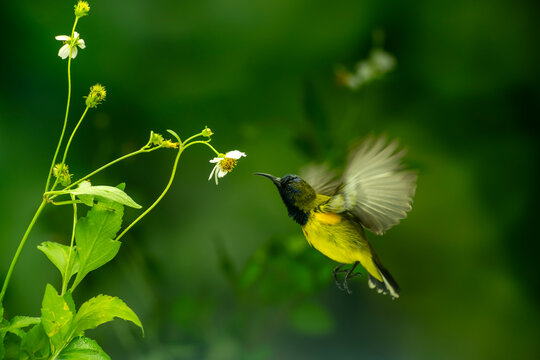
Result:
[302, 212, 366, 264]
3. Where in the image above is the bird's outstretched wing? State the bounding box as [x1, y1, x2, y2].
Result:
[323, 136, 417, 235]
[300, 163, 341, 197]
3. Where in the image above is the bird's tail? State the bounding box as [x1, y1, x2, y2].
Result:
[366, 255, 400, 299]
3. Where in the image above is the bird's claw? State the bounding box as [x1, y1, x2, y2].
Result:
[333, 262, 361, 295]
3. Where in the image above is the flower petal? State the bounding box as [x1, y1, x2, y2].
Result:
[77, 39, 86, 49]
[209, 157, 224, 163]
[217, 169, 228, 178]
[70, 46, 78, 59]
[73, 31, 80, 38]
[214, 167, 220, 184]
[55, 35, 71, 41]
[225, 150, 246, 159]
[58, 44, 70, 59]
[208, 164, 217, 181]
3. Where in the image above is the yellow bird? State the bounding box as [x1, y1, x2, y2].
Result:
[256, 136, 417, 298]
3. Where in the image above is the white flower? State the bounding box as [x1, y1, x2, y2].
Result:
[55, 31, 86, 59]
[208, 150, 246, 185]
[370, 49, 396, 73]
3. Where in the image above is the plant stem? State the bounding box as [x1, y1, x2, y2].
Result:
[113, 135, 220, 243]
[114, 146, 183, 242]
[183, 140, 221, 156]
[62, 195, 77, 295]
[48, 145, 159, 201]
[181, 132, 203, 146]
[50, 106, 90, 192]
[0, 200, 47, 305]
[49, 200, 83, 206]
[44, 18, 79, 193]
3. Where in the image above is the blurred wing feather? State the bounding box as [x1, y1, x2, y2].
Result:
[324, 136, 417, 235]
[300, 163, 341, 196]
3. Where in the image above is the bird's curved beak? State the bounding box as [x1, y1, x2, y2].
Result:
[254, 172, 281, 186]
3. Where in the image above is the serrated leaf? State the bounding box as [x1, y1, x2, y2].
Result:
[38, 242, 79, 286]
[10, 316, 40, 329]
[67, 181, 141, 209]
[63, 291, 77, 316]
[71, 201, 124, 290]
[20, 323, 51, 360]
[0, 316, 40, 339]
[72, 295, 143, 336]
[78, 194, 94, 207]
[58, 336, 110, 360]
[41, 284, 74, 353]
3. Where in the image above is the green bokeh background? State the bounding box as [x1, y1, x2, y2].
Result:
[1, 0, 539, 359]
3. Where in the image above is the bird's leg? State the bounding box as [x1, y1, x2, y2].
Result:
[333, 264, 348, 290]
[333, 262, 363, 293]
[342, 261, 360, 294]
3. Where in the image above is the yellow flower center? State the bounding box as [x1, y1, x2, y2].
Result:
[220, 158, 238, 172]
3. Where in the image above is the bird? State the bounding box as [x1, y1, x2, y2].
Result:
[255, 136, 417, 299]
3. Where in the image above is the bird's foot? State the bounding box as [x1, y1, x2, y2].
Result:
[333, 262, 361, 294]
[333, 264, 347, 290]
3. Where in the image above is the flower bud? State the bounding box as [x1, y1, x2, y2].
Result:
[162, 140, 179, 149]
[74, 1, 90, 18]
[151, 132, 164, 146]
[53, 164, 73, 187]
[85, 84, 106, 108]
[202, 126, 213, 137]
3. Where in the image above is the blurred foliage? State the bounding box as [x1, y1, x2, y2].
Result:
[1, 0, 539, 359]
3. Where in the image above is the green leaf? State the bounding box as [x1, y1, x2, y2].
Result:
[9, 317, 40, 331]
[40, 284, 74, 353]
[0, 316, 41, 360]
[37, 242, 79, 285]
[72, 295, 143, 336]
[166, 129, 180, 141]
[0, 316, 40, 339]
[67, 181, 141, 209]
[71, 201, 124, 290]
[58, 336, 110, 360]
[20, 323, 51, 360]
[78, 194, 95, 207]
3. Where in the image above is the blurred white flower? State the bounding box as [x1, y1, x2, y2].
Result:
[55, 31, 86, 59]
[370, 49, 396, 73]
[208, 150, 246, 185]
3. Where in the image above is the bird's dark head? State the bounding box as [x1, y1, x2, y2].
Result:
[255, 173, 316, 225]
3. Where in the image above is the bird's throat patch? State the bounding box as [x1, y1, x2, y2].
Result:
[313, 212, 342, 225]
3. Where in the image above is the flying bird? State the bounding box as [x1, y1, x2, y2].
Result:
[256, 136, 417, 299]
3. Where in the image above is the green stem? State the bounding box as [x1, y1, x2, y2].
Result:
[44, 18, 79, 193]
[0, 200, 47, 304]
[49, 200, 83, 206]
[62, 195, 77, 295]
[183, 140, 220, 156]
[43, 190, 68, 197]
[50, 106, 90, 192]
[48, 145, 159, 201]
[114, 146, 184, 243]
[113, 135, 219, 243]
[181, 132, 204, 146]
